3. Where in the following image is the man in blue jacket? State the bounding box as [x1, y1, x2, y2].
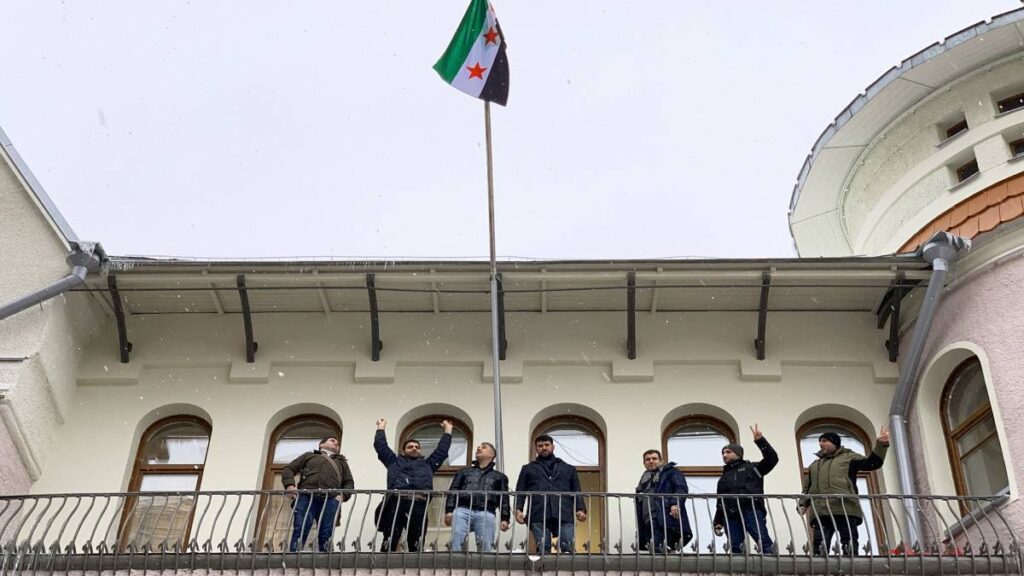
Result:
[514, 434, 587, 554]
[635, 449, 692, 553]
[374, 417, 453, 552]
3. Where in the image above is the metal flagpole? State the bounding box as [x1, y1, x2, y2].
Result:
[484, 100, 505, 472]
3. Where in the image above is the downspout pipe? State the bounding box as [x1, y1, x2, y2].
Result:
[0, 242, 105, 322]
[889, 231, 970, 548]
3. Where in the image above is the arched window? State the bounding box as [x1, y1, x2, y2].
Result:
[663, 415, 735, 551]
[398, 415, 472, 545]
[941, 358, 1009, 509]
[532, 416, 605, 553]
[797, 419, 882, 554]
[122, 415, 211, 551]
[257, 415, 342, 551]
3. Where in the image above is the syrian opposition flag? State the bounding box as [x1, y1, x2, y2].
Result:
[433, 0, 509, 106]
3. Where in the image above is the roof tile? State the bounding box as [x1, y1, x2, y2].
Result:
[990, 182, 1011, 204]
[1000, 195, 1024, 221]
[967, 193, 989, 216]
[959, 217, 980, 238]
[978, 205, 1001, 233]
[1009, 174, 1024, 198]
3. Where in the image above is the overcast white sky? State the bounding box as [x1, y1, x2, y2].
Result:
[0, 2, 1017, 260]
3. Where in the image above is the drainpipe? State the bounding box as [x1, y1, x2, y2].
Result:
[889, 231, 970, 549]
[0, 242, 105, 322]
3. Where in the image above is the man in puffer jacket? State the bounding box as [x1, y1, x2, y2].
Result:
[635, 449, 692, 553]
[712, 424, 778, 554]
[443, 442, 510, 552]
[282, 436, 355, 552]
[374, 418, 453, 552]
[799, 426, 889, 556]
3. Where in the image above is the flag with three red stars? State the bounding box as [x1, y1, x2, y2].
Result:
[433, 0, 509, 106]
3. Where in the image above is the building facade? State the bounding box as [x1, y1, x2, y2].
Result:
[2, 7, 1023, 573]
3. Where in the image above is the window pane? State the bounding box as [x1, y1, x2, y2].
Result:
[946, 362, 988, 429]
[955, 415, 996, 456]
[683, 476, 728, 552]
[799, 425, 866, 467]
[122, 495, 195, 551]
[143, 422, 209, 465]
[407, 424, 468, 467]
[961, 435, 1010, 497]
[139, 473, 200, 492]
[546, 425, 599, 467]
[855, 478, 880, 555]
[667, 423, 729, 467]
[273, 420, 339, 463]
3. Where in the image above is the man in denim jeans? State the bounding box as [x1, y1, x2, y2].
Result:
[282, 437, 354, 552]
[712, 424, 778, 554]
[444, 442, 510, 551]
[514, 435, 587, 554]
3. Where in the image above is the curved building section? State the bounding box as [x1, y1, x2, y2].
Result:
[790, 7, 1024, 535]
[789, 9, 1024, 257]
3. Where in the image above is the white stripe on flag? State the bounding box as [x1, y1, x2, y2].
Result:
[450, 6, 500, 98]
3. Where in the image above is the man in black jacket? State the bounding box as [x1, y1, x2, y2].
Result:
[443, 442, 510, 551]
[374, 418, 453, 552]
[282, 436, 355, 552]
[712, 424, 779, 554]
[514, 434, 587, 554]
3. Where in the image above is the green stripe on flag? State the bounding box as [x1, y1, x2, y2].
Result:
[433, 0, 489, 83]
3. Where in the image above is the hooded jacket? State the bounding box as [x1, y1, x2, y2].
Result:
[713, 436, 778, 525]
[800, 442, 888, 519]
[374, 429, 452, 491]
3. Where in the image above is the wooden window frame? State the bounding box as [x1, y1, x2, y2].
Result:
[662, 414, 736, 477]
[400, 415, 473, 475]
[532, 415, 606, 480]
[260, 414, 343, 491]
[122, 415, 212, 549]
[796, 418, 886, 551]
[940, 358, 1007, 512]
[531, 415, 607, 553]
[255, 414, 342, 549]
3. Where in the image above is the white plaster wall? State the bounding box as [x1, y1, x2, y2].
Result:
[839, 57, 1024, 254]
[32, 309, 900, 505]
[0, 147, 105, 491]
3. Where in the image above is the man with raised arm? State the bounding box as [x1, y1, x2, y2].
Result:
[374, 418, 453, 552]
[712, 424, 779, 554]
[799, 426, 889, 556]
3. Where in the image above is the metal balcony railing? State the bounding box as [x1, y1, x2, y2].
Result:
[0, 490, 1019, 575]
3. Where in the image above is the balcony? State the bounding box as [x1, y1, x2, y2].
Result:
[0, 490, 1019, 575]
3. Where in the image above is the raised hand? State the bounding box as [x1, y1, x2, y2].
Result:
[376, 418, 387, 430]
[441, 419, 454, 434]
[878, 425, 890, 445]
[750, 423, 763, 441]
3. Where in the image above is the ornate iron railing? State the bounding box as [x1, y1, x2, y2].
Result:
[0, 490, 1019, 574]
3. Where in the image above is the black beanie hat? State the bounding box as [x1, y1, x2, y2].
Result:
[722, 443, 744, 459]
[819, 432, 842, 447]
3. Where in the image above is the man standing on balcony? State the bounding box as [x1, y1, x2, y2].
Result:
[712, 424, 779, 554]
[282, 436, 355, 552]
[443, 442, 510, 552]
[374, 418, 453, 552]
[635, 449, 693, 553]
[799, 426, 889, 556]
[514, 434, 588, 554]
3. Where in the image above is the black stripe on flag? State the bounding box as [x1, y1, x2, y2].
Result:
[479, 22, 509, 106]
